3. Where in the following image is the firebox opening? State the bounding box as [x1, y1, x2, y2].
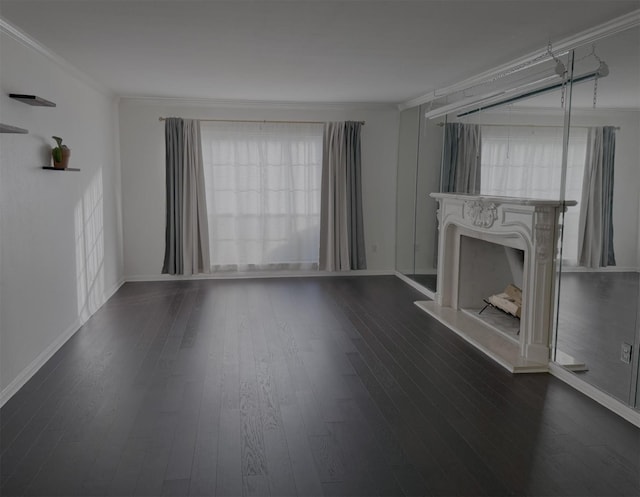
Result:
[458, 235, 524, 341]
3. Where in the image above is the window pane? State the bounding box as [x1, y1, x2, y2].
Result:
[480, 125, 588, 263]
[201, 121, 323, 270]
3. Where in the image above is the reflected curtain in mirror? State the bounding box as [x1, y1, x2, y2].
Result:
[162, 118, 211, 275]
[442, 123, 482, 193]
[578, 126, 617, 268]
[320, 121, 367, 271]
[479, 125, 589, 264]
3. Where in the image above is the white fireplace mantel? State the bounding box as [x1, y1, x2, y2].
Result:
[416, 193, 576, 373]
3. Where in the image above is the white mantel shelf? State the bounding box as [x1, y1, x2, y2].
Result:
[431, 192, 577, 208]
[416, 193, 574, 374]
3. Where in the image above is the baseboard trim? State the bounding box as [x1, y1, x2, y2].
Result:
[124, 269, 394, 282]
[548, 362, 640, 428]
[0, 317, 81, 408]
[394, 271, 436, 300]
[560, 266, 639, 273]
[103, 278, 126, 306]
[0, 278, 125, 408]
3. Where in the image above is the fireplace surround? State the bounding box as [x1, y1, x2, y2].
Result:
[416, 193, 576, 373]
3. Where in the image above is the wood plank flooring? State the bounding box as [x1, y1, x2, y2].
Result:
[405, 274, 437, 293]
[557, 271, 639, 403]
[411, 271, 640, 405]
[1, 276, 639, 496]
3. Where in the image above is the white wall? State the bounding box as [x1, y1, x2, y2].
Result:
[0, 29, 123, 402]
[119, 99, 399, 278]
[638, 192, 640, 270]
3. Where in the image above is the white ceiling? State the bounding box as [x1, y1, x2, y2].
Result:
[1, 1, 638, 105]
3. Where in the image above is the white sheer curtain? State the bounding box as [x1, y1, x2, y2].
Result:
[481, 125, 588, 264]
[201, 121, 323, 271]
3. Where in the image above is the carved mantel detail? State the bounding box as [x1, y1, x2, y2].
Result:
[463, 200, 498, 228]
[429, 193, 575, 371]
[534, 207, 556, 263]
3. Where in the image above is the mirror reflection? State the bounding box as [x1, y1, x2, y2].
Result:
[555, 27, 640, 406]
[395, 26, 639, 408]
[395, 106, 441, 292]
[395, 107, 420, 278]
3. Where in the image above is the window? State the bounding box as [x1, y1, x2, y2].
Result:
[201, 121, 323, 271]
[480, 125, 588, 264]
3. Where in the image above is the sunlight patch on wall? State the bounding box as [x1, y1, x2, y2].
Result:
[75, 169, 105, 322]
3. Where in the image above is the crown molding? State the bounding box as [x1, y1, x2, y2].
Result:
[399, 9, 640, 111]
[0, 17, 114, 98]
[118, 95, 397, 111]
[464, 105, 640, 118]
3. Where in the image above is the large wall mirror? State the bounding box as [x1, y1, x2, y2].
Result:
[395, 24, 640, 409]
[554, 27, 639, 407]
[395, 105, 441, 292]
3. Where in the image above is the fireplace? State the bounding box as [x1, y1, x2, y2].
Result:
[415, 193, 575, 373]
[459, 236, 524, 338]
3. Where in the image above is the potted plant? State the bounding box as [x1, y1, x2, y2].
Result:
[51, 136, 70, 169]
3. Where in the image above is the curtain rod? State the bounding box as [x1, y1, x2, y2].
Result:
[158, 117, 365, 125]
[437, 122, 620, 130]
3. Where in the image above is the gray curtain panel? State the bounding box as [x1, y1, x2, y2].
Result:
[601, 126, 616, 267]
[345, 121, 367, 270]
[162, 118, 184, 274]
[320, 122, 349, 271]
[162, 118, 210, 275]
[320, 121, 366, 271]
[442, 123, 482, 193]
[578, 126, 616, 268]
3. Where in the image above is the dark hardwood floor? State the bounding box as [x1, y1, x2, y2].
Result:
[409, 270, 640, 405]
[405, 274, 437, 293]
[557, 271, 639, 403]
[1, 276, 639, 496]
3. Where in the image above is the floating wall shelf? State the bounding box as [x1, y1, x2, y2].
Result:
[42, 167, 80, 172]
[9, 94, 56, 107]
[0, 123, 28, 134]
